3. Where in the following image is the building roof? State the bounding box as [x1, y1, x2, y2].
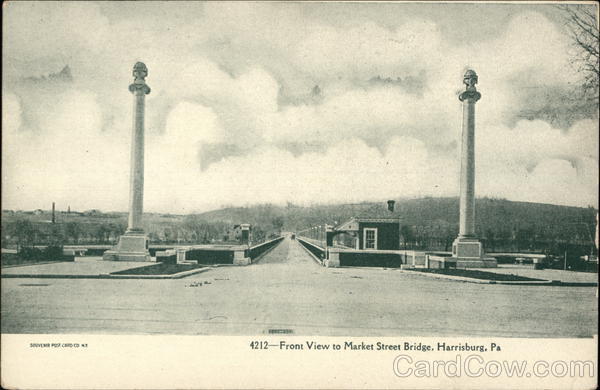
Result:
[335, 203, 401, 231]
[354, 203, 402, 219]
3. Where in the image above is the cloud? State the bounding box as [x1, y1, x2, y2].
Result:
[2, 2, 597, 213]
[2, 87, 130, 212]
[476, 119, 599, 207]
[150, 137, 458, 212]
[3, 2, 109, 57]
[262, 85, 460, 150]
[2, 93, 22, 135]
[164, 102, 223, 145]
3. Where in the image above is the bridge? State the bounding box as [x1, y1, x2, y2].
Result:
[1, 235, 597, 337]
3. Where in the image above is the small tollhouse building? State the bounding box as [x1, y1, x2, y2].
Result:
[329, 200, 402, 251]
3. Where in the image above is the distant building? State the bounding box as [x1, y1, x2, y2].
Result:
[226, 224, 251, 243]
[331, 201, 402, 250]
[227, 225, 242, 241]
[33, 209, 44, 215]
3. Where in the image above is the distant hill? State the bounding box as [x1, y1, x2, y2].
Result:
[197, 197, 593, 230]
[194, 197, 597, 246]
[3, 198, 596, 252]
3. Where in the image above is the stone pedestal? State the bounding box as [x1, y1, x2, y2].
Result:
[233, 247, 251, 266]
[176, 248, 187, 263]
[453, 237, 482, 258]
[102, 234, 151, 262]
[452, 237, 497, 268]
[325, 249, 340, 268]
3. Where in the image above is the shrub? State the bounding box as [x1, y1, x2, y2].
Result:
[18, 245, 66, 261]
[44, 245, 64, 260]
[18, 246, 44, 260]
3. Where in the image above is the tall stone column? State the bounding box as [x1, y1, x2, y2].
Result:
[452, 70, 496, 268]
[458, 70, 480, 239]
[127, 62, 151, 233]
[103, 62, 152, 262]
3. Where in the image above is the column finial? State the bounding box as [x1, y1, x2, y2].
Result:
[133, 62, 148, 81]
[459, 69, 480, 102]
[129, 62, 151, 94]
[463, 69, 478, 90]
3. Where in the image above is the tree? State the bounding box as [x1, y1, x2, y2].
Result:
[94, 224, 111, 244]
[48, 224, 64, 247]
[64, 222, 82, 244]
[271, 216, 285, 234]
[252, 226, 266, 244]
[400, 225, 415, 250]
[183, 216, 209, 244]
[484, 228, 496, 252]
[560, 4, 599, 105]
[9, 219, 38, 251]
[147, 231, 160, 243]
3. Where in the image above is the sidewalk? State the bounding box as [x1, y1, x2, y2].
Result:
[472, 264, 598, 284]
[1, 257, 148, 277]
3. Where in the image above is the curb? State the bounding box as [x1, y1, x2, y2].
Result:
[336, 266, 394, 271]
[399, 269, 554, 285]
[2, 267, 210, 280]
[1, 260, 74, 269]
[105, 267, 210, 279]
[2, 274, 111, 279]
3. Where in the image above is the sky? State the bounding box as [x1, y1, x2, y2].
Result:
[2, 1, 599, 213]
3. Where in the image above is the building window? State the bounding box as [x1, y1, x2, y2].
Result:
[364, 228, 377, 250]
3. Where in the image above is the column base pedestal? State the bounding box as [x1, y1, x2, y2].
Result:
[325, 250, 340, 267]
[452, 237, 497, 268]
[233, 247, 251, 266]
[454, 257, 498, 268]
[102, 234, 151, 262]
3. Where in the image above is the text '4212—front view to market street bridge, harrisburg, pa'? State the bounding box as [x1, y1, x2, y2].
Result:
[1, 2, 598, 340]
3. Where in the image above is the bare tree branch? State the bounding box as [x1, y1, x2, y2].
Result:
[558, 4, 600, 105]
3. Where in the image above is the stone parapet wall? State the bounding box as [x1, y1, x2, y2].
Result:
[297, 237, 326, 262]
[184, 247, 235, 264]
[328, 248, 403, 268]
[247, 236, 284, 260]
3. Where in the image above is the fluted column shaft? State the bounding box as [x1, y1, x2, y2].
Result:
[458, 88, 480, 239]
[126, 66, 151, 233]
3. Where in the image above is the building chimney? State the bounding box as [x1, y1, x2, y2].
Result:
[387, 200, 395, 212]
[52, 202, 56, 223]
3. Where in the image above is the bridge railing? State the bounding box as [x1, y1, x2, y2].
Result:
[296, 237, 326, 265]
[246, 236, 285, 260]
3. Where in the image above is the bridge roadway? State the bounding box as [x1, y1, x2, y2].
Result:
[1, 237, 597, 336]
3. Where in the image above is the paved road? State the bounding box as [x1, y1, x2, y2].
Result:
[1, 237, 597, 336]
